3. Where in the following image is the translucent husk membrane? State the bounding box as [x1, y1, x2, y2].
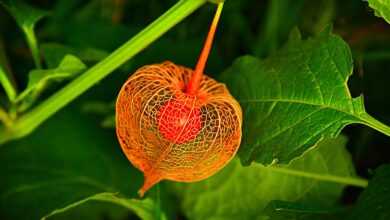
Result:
[116, 61, 242, 196]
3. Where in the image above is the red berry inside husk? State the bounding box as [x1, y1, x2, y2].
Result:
[157, 99, 202, 144]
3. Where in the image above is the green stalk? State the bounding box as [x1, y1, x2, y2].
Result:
[0, 107, 13, 128]
[0, 65, 17, 102]
[24, 28, 42, 69]
[360, 113, 390, 137]
[0, 37, 17, 102]
[0, 0, 208, 144]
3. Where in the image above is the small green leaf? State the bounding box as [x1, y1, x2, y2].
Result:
[16, 55, 86, 111]
[172, 136, 362, 220]
[367, 0, 390, 24]
[40, 43, 77, 68]
[0, 0, 48, 68]
[348, 165, 390, 220]
[42, 192, 167, 220]
[220, 28, 390, 165]
[28, 55, 86, 86]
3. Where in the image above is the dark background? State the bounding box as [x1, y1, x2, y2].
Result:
[1, 0, 390, 219]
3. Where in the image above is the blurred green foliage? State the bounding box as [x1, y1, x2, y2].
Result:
[1, 0, 390, 219]
[172, 136, 356, 220]
[348, 164, 390, 220]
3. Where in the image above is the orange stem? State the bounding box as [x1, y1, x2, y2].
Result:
[186, 2, 224, 95]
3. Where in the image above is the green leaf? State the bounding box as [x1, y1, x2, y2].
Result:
[220, 28, 390, 165]
[42, 192, 167, 220]
[40, 43, 78, 68]
[172, 136, 364, 220]
[0, 0, 48, 68]
[348, 165, 390, 220]
[367, 0, 390, 24]
[16, 55, 86, 112]
[0, 104, 151, 219]
[27, 55, 86, 87]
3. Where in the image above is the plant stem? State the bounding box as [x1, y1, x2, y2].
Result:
[186, 2, 224, 95]
[0, 65, 17, 102]
[266, 166, 369, 188]
[24, 28, 42, 69]
[0, 108, 13, 128]
[360, 113, 390, 137]
[0, 0, 208, 144]
[0, 36, 17, 102]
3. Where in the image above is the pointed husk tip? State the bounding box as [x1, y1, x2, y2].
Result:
[138, 174, 162, 197]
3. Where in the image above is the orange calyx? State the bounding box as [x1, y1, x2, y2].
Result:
[116, 61, 242, 198]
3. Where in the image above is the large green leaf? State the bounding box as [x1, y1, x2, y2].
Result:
[16, 55, 86, 112]
[348, 165, 390, 220]
[0, 104, 158, 219]
[172, 136, 363, 220]
[220, 28, 390, 165]
[367, 0, 390, 24]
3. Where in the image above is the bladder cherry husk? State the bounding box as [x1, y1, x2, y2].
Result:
[116, 62, 242, 196]
[115, 2, 242, 196]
